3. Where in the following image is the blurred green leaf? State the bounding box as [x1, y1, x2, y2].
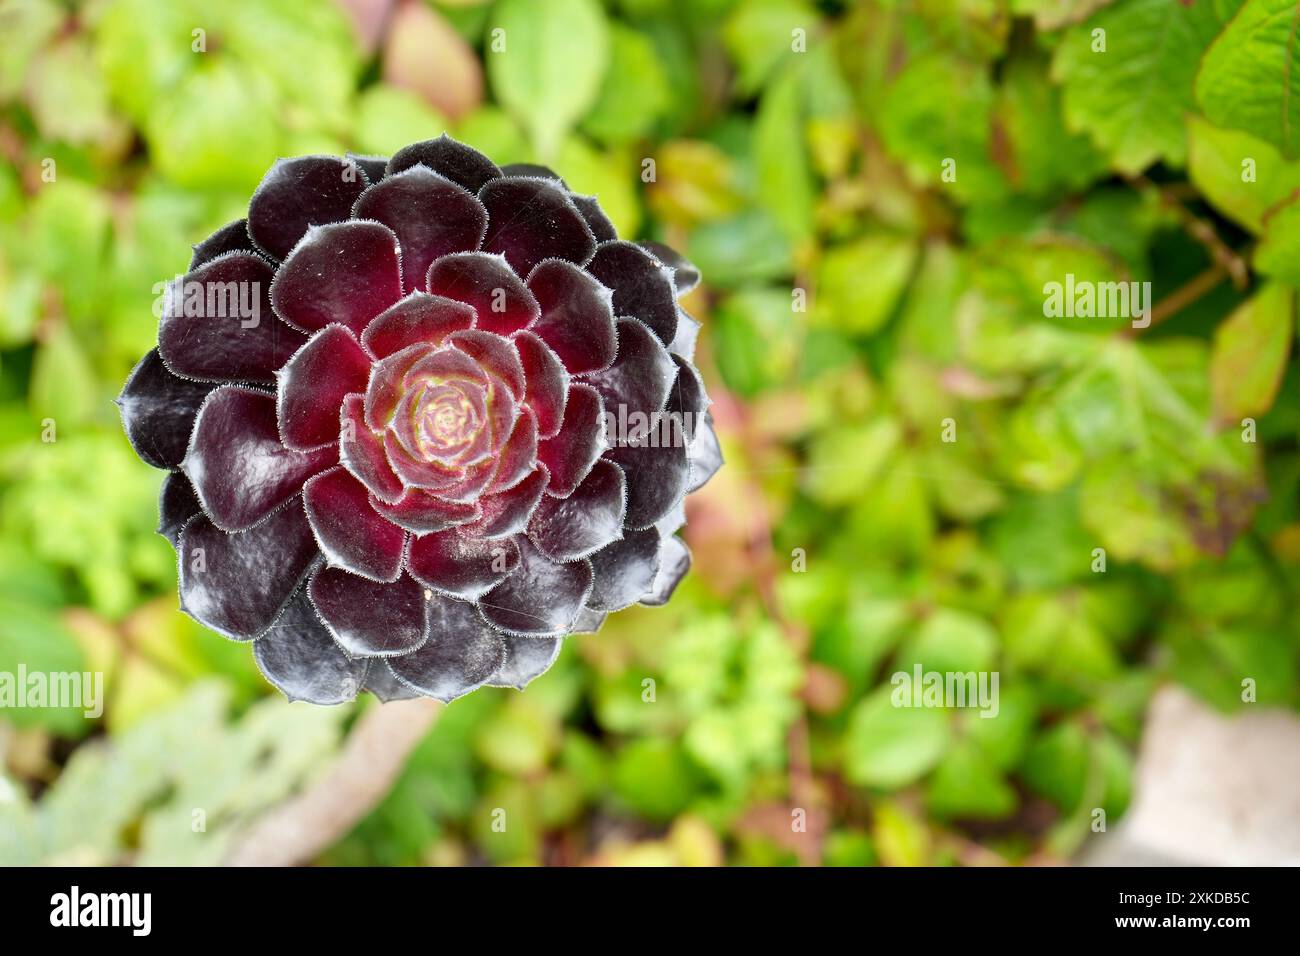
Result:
[612, 737, 703, 821]
[648, 139, 744, 226]
[813, 235, 917, 335]
[878, 52, 1006, 202]
[926, 739, 1017, 820]
[0, 597, 87, 734]
[29, 324, 97, 426]
[813, 595, 909, 695]
[823, 828, 877, 866]
[1053, 0, 1229, 172]
[1021, 721, 1090, 811]
[1209, 282, 1294, 424]
[475, 697, 560, 775]
[989, 490, 1097, 588]
[712, 287, 803, 395]
[95, 0, 197, 124]
[844, 686, 951, 789]
[805, 418, 900, 506]
[21, 179, 111, 325]
[871, 799, 931, 866]
[1255, 197, 1300, 287]
[995, 51, 1107, 197]
[145, 62, 280, 189]
[3, 682, 349, 865]
[897, 609, 998, 676]
[487, 0, 610, 159]
[24, 36, 117, 146]
[354, 86, 449, 157]
[1195, 0, 1300, 158]
[1187, 115, 1300, 233]
[722, 0, 817, 95]
[753, 61, 817, 247]
[1079, 458, 1198, 571]
[964, 685, 1039, 771]
[0, 0, 63, 100]
[686, 210, 793, 285]
[583, 24, 670, 144]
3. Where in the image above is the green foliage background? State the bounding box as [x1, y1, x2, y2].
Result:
[1, 0, 1298, 866]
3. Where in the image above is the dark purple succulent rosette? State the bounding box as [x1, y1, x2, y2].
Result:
[117, 135, 722, 705]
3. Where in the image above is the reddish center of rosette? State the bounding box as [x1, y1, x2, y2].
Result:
[362, 341, 511, 489]
[400, 380, 485, 463]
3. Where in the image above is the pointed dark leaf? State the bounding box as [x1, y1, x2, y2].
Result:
[669, 310, 701, 361]
[387, 135, 502, 193]
[587, 527, 660, 612]
[486, 635, 561, 690]
[184, 386, 337, 532]
[407, 529, 520, 599]
[158, 252, 305, 383]
[528, 459, 626, 562]
[464, 465, 549, 539]
[573, 194, 617, 243]
[364, 661, 420, 701]
[513, 331, 569, 439]
[371, 486, 480, 535]
[276, 324, 371, 450]
[586, 240, 678, 345]
[536, 383, 606, 498]
[687, 415, 723, 492]
[158, 471, 202, 548]
[254, 588, 367, 704]
[340, 392, 405, 503]
[605, 437, 688, 530]
[480, 177, 596, 276]
[449, 329, 526, 400]
[118, 349, 216, 469]
[661, 353, 708, 447]
[353, 166, 488, 294]
[426, 251, 539, 335]
[640, 535, 690, 606]
[310, 567, 429, 658]
[386, 592, 506, 701]
[639, 240, 700, 294]
[584, 317, 676, 425]
[304, 466, 406, 581]
[190, 219, 254, 271]
[361, 291, 476, 358]
[479, 537, 592, 637]
[270, 220, 403, 336]
[347, 153, 389, 186]
[527, 258, 617, 374]
[573, 607, 607, 633]
[485, 407, 538, 493]
[385, 437, 497, 500]
[248, 156, 370, 261]
[178, 502, 320, 641]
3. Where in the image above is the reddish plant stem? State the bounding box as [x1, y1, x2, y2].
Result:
[224, 697, 440, 866]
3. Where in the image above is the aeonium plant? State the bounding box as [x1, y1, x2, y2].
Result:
[117, 136, 721, 705]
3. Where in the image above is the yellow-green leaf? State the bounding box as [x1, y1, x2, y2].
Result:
[1255, 192, 1300, 286]
[1196, 0, 1300, 158]
[1209, 282, 1295, 423]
